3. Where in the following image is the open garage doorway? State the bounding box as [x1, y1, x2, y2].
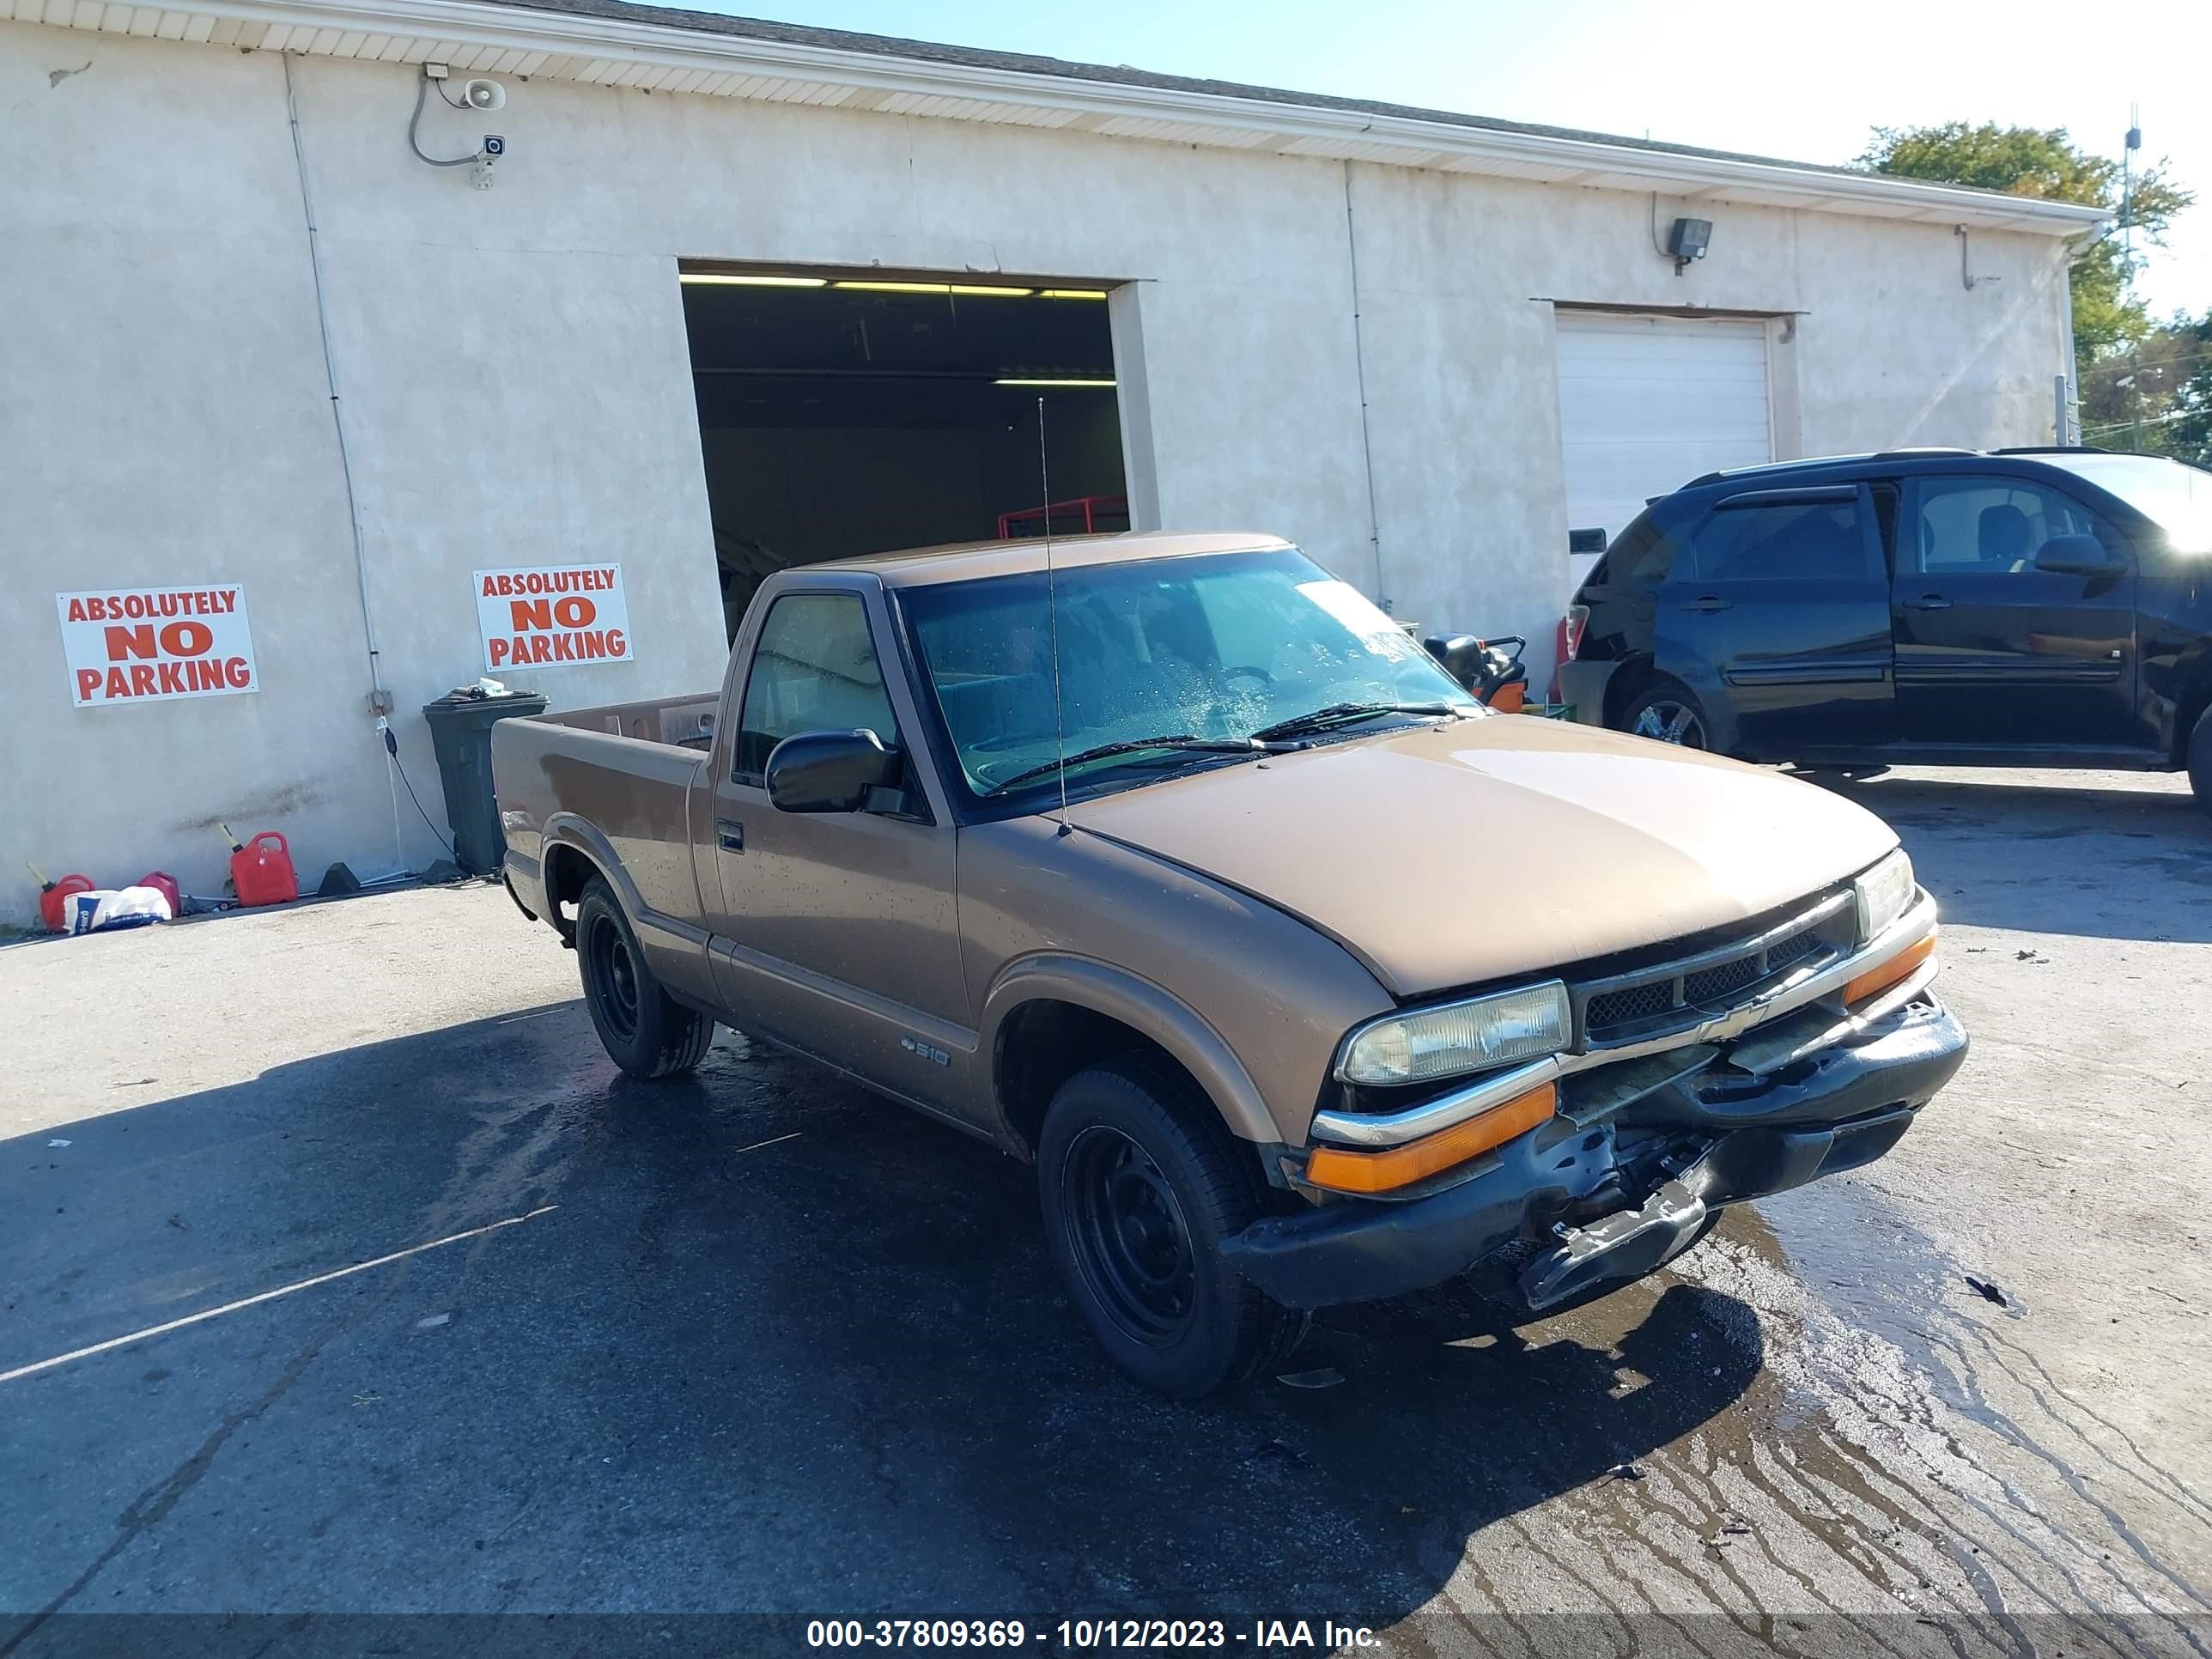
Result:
[680, 266, 1129, 639]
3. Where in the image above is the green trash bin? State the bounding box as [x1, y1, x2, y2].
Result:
[420, 689, 549, 876]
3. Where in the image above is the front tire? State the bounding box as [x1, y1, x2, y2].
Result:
[1037, 1058, 1303, 1397]
[575, 878, 714, 1079]
[2190, 705, 2212, 821]
[1620, 677, 1711, 750]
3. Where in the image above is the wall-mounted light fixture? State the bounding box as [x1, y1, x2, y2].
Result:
[1667, 216, 1712, 274]
[680, 273, 829, 288]
[674, 274, 1111, 300]
[834, 280, 1034, 297]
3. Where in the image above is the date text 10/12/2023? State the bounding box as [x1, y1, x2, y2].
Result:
[805, 1620, 1381, 1650]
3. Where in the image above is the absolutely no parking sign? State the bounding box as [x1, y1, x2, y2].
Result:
[57, 584, 258, 707]
[474, 564, 633, 672]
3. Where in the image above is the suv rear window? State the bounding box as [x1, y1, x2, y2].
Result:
[1598, 510, 1679, 585]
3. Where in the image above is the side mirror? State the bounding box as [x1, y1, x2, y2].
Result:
[765, 728, 901, 813]
[2034, 534, 2124, 576]
[1423, 634, 1486, 690]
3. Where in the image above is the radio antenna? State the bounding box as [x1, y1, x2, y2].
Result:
[1037, 395, 1072, 837]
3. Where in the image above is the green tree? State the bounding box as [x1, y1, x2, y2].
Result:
[2143, 313, 2212, 464]
[1858, 123, 2193, 361]
[2078, 312, 2212, 459]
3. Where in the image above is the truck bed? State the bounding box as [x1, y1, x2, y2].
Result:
[491, 705, 716, 983]
[532, 691, 722, 750]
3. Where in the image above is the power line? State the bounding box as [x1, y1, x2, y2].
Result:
[2079, 345, 2212, 383]
[2082, 405, 2204, 437]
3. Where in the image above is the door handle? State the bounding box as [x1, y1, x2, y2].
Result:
[1902, 595, 1953, 611]
[716, 818, 744, 853]
[1677, 596, 1733, 613]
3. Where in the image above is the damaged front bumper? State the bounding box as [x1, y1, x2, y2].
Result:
[1218, 992, 1966, 1313]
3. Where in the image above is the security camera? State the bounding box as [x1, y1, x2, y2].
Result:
[462, 77, 506, 112]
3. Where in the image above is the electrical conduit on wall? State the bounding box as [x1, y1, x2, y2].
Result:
[282, 53, 408, 873]
[1342, 161, 1387, 611]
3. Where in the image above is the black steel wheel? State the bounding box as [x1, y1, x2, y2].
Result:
[1060, 1125, 1200, 1346]
[574, 877, 715, 1080]
[583, 905, 641, 1044]
[1036, 1056, 1304, 1397]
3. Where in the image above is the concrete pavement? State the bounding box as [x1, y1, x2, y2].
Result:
[3, 767, 2208, 1656]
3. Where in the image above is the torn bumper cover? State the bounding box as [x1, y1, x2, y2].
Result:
[1219, 995, 1966, 1312]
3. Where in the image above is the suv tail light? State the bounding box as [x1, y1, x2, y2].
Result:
[1560, 605, 1589, 663]
[1547, 605, 1589, 703]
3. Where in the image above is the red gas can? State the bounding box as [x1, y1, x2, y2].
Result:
[228, 832, 298, 907]
[33, 871, 96, 933]
[137, 871, 184, 916]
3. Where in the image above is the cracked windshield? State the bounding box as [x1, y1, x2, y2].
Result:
[902, 547, 1481, 799]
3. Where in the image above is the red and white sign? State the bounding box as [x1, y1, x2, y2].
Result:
[474, 564, 633, 672]
[57, 584, 258, 708]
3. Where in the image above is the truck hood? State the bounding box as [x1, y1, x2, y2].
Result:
[1067, 715, 1899, 998]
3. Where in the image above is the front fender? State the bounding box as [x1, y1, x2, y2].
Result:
[981, 953, 1279, 1146]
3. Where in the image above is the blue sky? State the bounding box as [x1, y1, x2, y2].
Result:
[684, 0, 2205, 325]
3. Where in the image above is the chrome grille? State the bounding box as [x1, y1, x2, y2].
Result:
[1571, 890, 1853, 1050]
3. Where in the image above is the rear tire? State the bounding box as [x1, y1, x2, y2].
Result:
[575, 878, 714, 1079]
[2190, 705, 2212, 821]
[1619, 677, 1711, 750]
[1037, 1057, 1304, 1398]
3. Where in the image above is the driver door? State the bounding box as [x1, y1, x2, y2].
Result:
[1891, 476, 2139, 746]
[705, 585, 976, 1121]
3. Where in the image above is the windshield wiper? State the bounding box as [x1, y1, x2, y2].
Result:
[988, 735, 1269, 794]
[1247, 701, 1465, 744]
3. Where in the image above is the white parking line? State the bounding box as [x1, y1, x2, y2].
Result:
[0, 1205, 559, 1386]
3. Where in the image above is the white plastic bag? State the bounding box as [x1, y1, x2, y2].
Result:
[62, 885, 173, 935]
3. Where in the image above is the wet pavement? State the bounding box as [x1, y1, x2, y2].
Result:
[2, 766, 2208, 1656]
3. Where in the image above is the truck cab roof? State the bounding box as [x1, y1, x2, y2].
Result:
[799, 530, 1293, 589]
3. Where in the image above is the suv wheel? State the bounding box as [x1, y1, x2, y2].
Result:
[575, 878, 715, 1079]
[1037, 1057, 1304, 1397]
[1621, 678, 1710, 750]
[2190, 705, 2212, 821]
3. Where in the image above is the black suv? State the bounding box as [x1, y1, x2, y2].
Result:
[1559, 448, 2212, 815]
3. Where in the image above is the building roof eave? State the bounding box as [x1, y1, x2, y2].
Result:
[38, 0, 2112, 237]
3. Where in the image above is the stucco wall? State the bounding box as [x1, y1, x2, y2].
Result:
[0, 21, 2070, 921]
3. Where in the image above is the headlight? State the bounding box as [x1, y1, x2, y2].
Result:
[1853, 848, 1916, 944]
[1338, 981, 1571, 1086]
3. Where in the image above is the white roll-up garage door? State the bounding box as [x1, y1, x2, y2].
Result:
[1555, 311, 1772, 582]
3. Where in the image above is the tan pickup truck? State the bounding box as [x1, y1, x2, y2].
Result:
[493, 532, 1964, 1396]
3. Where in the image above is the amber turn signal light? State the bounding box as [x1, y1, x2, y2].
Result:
[1844, 927, 1936, 1007]
[1305, 1083, 1557, 1195]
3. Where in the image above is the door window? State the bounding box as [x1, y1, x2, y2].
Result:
[1691, 496, 1869, 581]
[735, 593, 899, 781]
[1907, 479, 2106, 577]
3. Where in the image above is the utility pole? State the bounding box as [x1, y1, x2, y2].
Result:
[2125, 106, 2143, 450]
